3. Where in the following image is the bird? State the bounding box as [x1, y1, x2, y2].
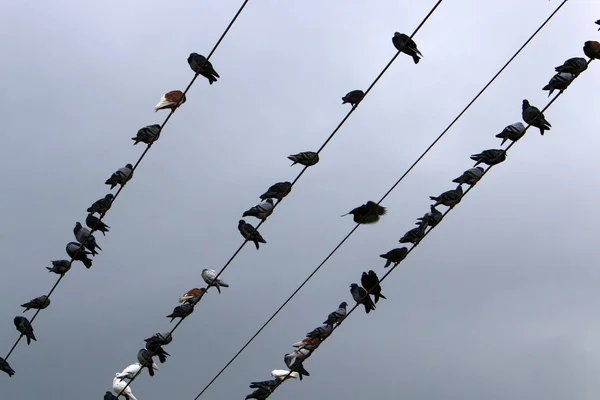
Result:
[380, 247, 409, 268]
[288, 151, 319, 167]
[361, 270, 386, 303]
[470, 149, 506, 167]
[178, 288, 206, 305]
[144, 332, 173, 347]
[14, 316, 36, 345]
[188, 53, 220, 84]
[201, 269, 229, 293]
[113, 376, 138, 400]
[245, 387, 271, 400]
[583, 41, 600, 59]
[145, 340, 170, 364]
[306, 324, 333, 340]
[323, 302, 347, 325]
[154, 90, 186, 112]
[416, 205, 443, 228]
[291, 337, 321, 350]
[342, 90, 365, 107]
[116, 362, 158, 381]
[0, 357, 15, 377]
[392, 32, 422, 64]
[73, 222, 102, 256]
[429, 185, 463, 207]
[350, 283, 375, 314]
[47, 259, 71, 276]
[66, 242, 93, 268]
[341, 201, 386, 224]
[271, 369, 299, 381]
[399, 223, 427, 245]
[452, 167, 484, 186]
[85, 214, 110, 236]
[238, 220, 267, 250]
[495, 122, 526, 145]
[288, 347, 311, 362]
[259, 181, 292, 201]
[166, 303, 194, 322]
[104, 391, 118, 400]
[243, 199, 274, 221]
[132, 124, 161, 145]
[21, 295, 50, 312]
[87, 194, 113, 215]
[289, 359, 310, 381]
[249, 379, 279, 390]
[522, 99, 551, 135]
[542, 72, 576, 97]
[137, 349, 157, 376]
[554, 57, 588, 76]
[596, 19, 600, 30]
[105, 164, 134, 189]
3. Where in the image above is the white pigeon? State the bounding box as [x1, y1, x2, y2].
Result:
[201, 269, 229, 294]
[271, 369, 299, 381]
[113, 376, 138, 400]
[116, 362, 158, 381]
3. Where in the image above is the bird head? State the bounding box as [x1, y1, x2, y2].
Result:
[522, 99, 530, 108]
[126, 164, 133, 169]
[340, 302, 348, 308]
[266, 198, 274, 205]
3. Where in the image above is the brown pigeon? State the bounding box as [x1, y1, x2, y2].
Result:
[154, 90, 186, 112]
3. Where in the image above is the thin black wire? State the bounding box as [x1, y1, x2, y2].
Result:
[191, 2, 570, 397]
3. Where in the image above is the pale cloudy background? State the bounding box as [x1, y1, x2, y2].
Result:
[0, 1, 599, 399]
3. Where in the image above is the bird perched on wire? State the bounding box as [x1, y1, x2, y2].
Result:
[155, 90, 186, 112]
[418, 206, 444, 230]
[66, 242, 93, 268]
[361, 270, 386, 304]
[85, 214, 110, 236]
[470, 149, 506, 167]
[554, 57, 588, 76]
[399, 223, 427, 245]
[113, 375, 138, 400]
[245, 387, 271, 400]
[289, 359, 310, 381]
[201, 269, 229, 293]
[584, 41, 600, 59]
[132, 124, 161, 146]
[116, 362, 159, 381]
[495, 122, 526, 145]
[341, 201, 386, 224]
[323, 302, 347, 326]
[104, 391, 118, 400]
[380, 247, 409, 268]
[542, 72, 576, 97]
[271, 369, 299, 381]
[306, 324, 333, 340]
[87, 194, 113, 215]
[350, 283, 375, 314]
[137, 349, 157, 376]
[166, 303, 194, 322]
[178, 288, 206, 305]
[0, 357, 15, 377]
[285, 348, 311, 368]
[288, 151, 319, 167]
[238, 220, 267, 250]
[342, 90, 365, 107]
[249, 379, 279, 391]
[259, 181, 292, 201]
[522, 99, 551, 135]
[243, 199, 274, 221]
[105, 164, 134, 189]
[74, 222, 102, 256]
[452, 167, 484, 186]
[21, 295, 50, 313]
[188, 53, 220, 84]
[47, 260, 71, 276]
[14, 316, 36, 345]
[145, 338, 170, 364]
[392, 32, 422, 64]
[291, 337, 321, 350]
[429, 185, 463, 207]
[144, 332, 173, 347]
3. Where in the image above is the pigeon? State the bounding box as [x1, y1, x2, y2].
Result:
[452, 167, 484, 186]
[87, 194, 113, 215]
[66, 242, 93, 268]
[259, 181, 292, 201]
[429, 185, 463, 208]
[392, 32, 422, 64]
[242, 199, 274, 221]
[554, 57, 588, 76]
[306, 324, 333, 340]
[0, 357, 15, 377]
[249, 379, 279, 390]
[74, 222, 102, 256]
[288, 151, 319, 167]
[144, 332, 173, 347]
[291, 337, 321, 350]
[132, 124, 161, 145]
[583, 41, 600, 59]
[380, 247, 409, 268]
[522, 99, 551, 135]
[350, 283, 375, 314]
[416, 205, 443, 228]
[188, 53, 220, 84]
[596, 19, 600, 30]
[113, 376, 138, 400]
[145, 340, 170, 364]
[470, 149, 506, 167]
[245, 387, 271, 400]
[154, 90, 186, 112]
[178, 288, 206, 305]
[495, 122, 526, 145]
[166, 303, 194, 322]
[47, 259, 71, 276]
[399, 223, 427, 245]
[21, 295, 50, 313]
[14, 316, 36, 345]
[201, 269, 229, 293]
[323, 302, 347, 325]
[137, 349, 156, 376]
[116, 362, 158, 381]
[238, 220, 267, 250]
[289, 359, 310, 381]
[104, 391, 118, 400]
[85, 214, 110, 236]
[342, 90, 365, 107]
[271, 369, 299, 381]
[361, 270, 386, 303]
[288, 347, 311, 361]
[542, 72, 576, 97]
[105, 164, 134, 189]
[341, 201, 387, 224]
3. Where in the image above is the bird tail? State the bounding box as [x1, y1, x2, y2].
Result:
[451, 177, 462, 184]
[340, 212, 350, 217]
[46, 267, 53, 273]
[428, 196, 438, 201]
[379, 293, 387, 300]
[82, 258, 92, 269]
[216, 286, 221, 294]
[412, 54, 420, 64]
[383, 258, 392, 268]
[253, 241, 260, 250]
[219, 281, 229, 287]
[148, 366, 155, 377]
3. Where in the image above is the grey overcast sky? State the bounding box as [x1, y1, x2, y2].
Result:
[1, 0, 599, 399]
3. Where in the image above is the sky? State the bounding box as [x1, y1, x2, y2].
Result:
[1, 0, 599, 399]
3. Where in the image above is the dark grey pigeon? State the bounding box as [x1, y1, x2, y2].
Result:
[288, 151, 319, 167]
[542, 72, 576, 97]
[166, 303, 194, 322]
[238, 220, 267, 250]
[350, 283, 375, 314]
[0, 357, 15, 377]
[342, 90, 365, 107]
[470, 149, 506, 166]
[145, 340, 170, 364]
[554, 57, 588, 76]
[104, 391, 118, 400]
[105, 164, 133, 189]
[132, 124, 161, 145]
[47, 259, 71, 276]
[259, 181, 292, 201]
[416, 205, 443, 228]
[392, 32, 422, 64]
[14, 316, 36, 345]
[380, 247, 409, 268]
[289, 359, 310, 381]
[323, 302, 347, 325]
[21, 295, 50, 313]
[66, 242, 93, 268]
[74, 222, 102, 256]
[87, 194, 113, 215]
[249, 380, 278, 390]
[429, 185, 463, 207]
[144, 332, 173, 347]
[341, 201, 386, 224]
[85, 213, 110, 236]
[245, 387, 271, 400]
[242, 199, 274, 221]
[399, 223, 427, 245]
[452, 167, 485, 186]
[361, 270, 386, 304]
[137, 349, 156, 376]
[495, 122, 526, 145]
[522, 99, 551, 135]
[306, 324, 333, 340]
[188, 53, 219, 84]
